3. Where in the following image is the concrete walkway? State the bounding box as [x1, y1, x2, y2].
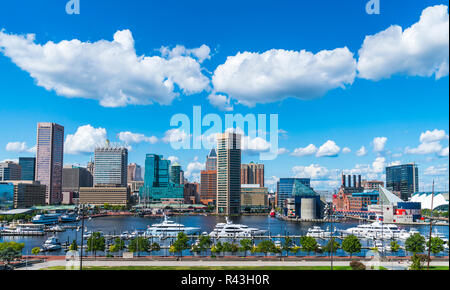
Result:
[19, 259, 450, 270]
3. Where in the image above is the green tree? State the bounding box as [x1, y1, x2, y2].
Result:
[0, 240, 25, 268]
[239, 239, 253, 257]
[323, 238, 340, 256]
[300, 236, 319, 255]
[68, 240, 78, 251]
[255, 240, 278, 256]
[428, 237, 445, 256]
[198, 235, 212, 256]
[129, 237, 150, 257]
[211, 241, 223, 257]
[342, 235, 362, 257]
[390, 240, 400, 253]
[405, 233, 425, 254]
[405, 233, 425, 270]
[150, 242, 161, 254]
[169, 232, 190, 258]
[282, 237, 293, 256]
[31, 247, 41, 255]
[87, 232, 105, 258]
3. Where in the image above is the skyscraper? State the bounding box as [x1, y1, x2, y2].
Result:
[241, 162, 264, 187]
[94, 142, 128, 187]
[127, 163, 143, 182]
[0, 161, 21, 181]
[169, 163, 182, 185]
[140, 154, 184, 203]
[35, 122, 64, 204]
[205, 149, 217, 171]
[386, 163, 419, 201]
[19, 157, 35, 181]
[216, 132, 241, 215]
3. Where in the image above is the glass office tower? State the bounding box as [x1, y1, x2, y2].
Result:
[386, 163, 419, 201]
[19, 157, 36, 181]
[140, 154, 183, 203]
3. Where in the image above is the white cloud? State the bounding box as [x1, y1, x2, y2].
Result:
[356, 146, 367, 157]
[159, 44, 211, 63]
[388, 160, 402, 167]
[373, 137, 388, 153]
[372, 157, 386, 173]
[224, 127, 271, 153]
[118, 131, 158, 144]
[167, 156, 179, 164]
[405, 141, 443, 155]
[316, 140, 340, 157]
[265, 176, 280, 192]
[357, 5, 449, 80]
[292, 164, 330, 179]
[424, 164, 448, 176]
[291, 144, 318, 157]
[208, 93, 233, 111]
[65, 125, 107, 155]
[212, 47, 356, 107]
[277, 148, 289, 155]
[184, 157, 205, 182]
[342, 147, 351, 154]
[5, 142, 36, 153]
[162, 129, 190, 144]
[0, 29, 210, 107]
[6, 142, 27, 152]
[420, 129, 449, 143]
[439, 146, 449, 157]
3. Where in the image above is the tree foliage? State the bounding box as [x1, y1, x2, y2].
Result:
[342, 235, 362, 257]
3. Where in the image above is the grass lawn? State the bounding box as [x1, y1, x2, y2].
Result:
[43, 266, 356, 270]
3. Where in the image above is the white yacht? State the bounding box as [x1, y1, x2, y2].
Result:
[306, 226, 335, 239]
[343, 221, 409, 240]
[145, 214, 200, 237]
[1, 224, 45, 236]
[209, 217, 266, 238]
[42, 236, 62, 251]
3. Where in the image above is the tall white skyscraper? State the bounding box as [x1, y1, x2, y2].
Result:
[94, 141, 128, 187]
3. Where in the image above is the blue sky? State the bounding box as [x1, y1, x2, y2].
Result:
[0, 0, 448, 192]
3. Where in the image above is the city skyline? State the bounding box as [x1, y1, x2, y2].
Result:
[0, 1, 448, 193]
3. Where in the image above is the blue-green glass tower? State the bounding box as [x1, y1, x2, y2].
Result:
[140, 154, 183, 203]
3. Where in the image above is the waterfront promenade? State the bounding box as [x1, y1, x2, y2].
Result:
[17, 258, 450, 270]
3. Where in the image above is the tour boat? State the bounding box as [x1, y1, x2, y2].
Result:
[32, 214, 61, 225]
[42, 236, 62, 252]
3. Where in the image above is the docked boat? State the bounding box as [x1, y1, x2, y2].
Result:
[145, 214, 200, 237]
[1, 224, 45, 236]
[209, 217, 266, 238]
[46, 225, 64, 232]
[343, 221, 410, 240]
[60, 213, 79, 223]
[41, 236, 62, 252]
[32, 214, 61, 225]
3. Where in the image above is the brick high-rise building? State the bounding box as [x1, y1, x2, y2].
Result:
[200, 170, 217, 205]
[241, 162, 264, 187]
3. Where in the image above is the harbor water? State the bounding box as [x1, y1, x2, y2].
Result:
[1, 215, 448, 257]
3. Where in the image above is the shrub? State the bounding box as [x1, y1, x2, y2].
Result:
[350, 260, 366, 270]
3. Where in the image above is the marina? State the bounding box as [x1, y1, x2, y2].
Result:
[1, 215, 448, 257]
